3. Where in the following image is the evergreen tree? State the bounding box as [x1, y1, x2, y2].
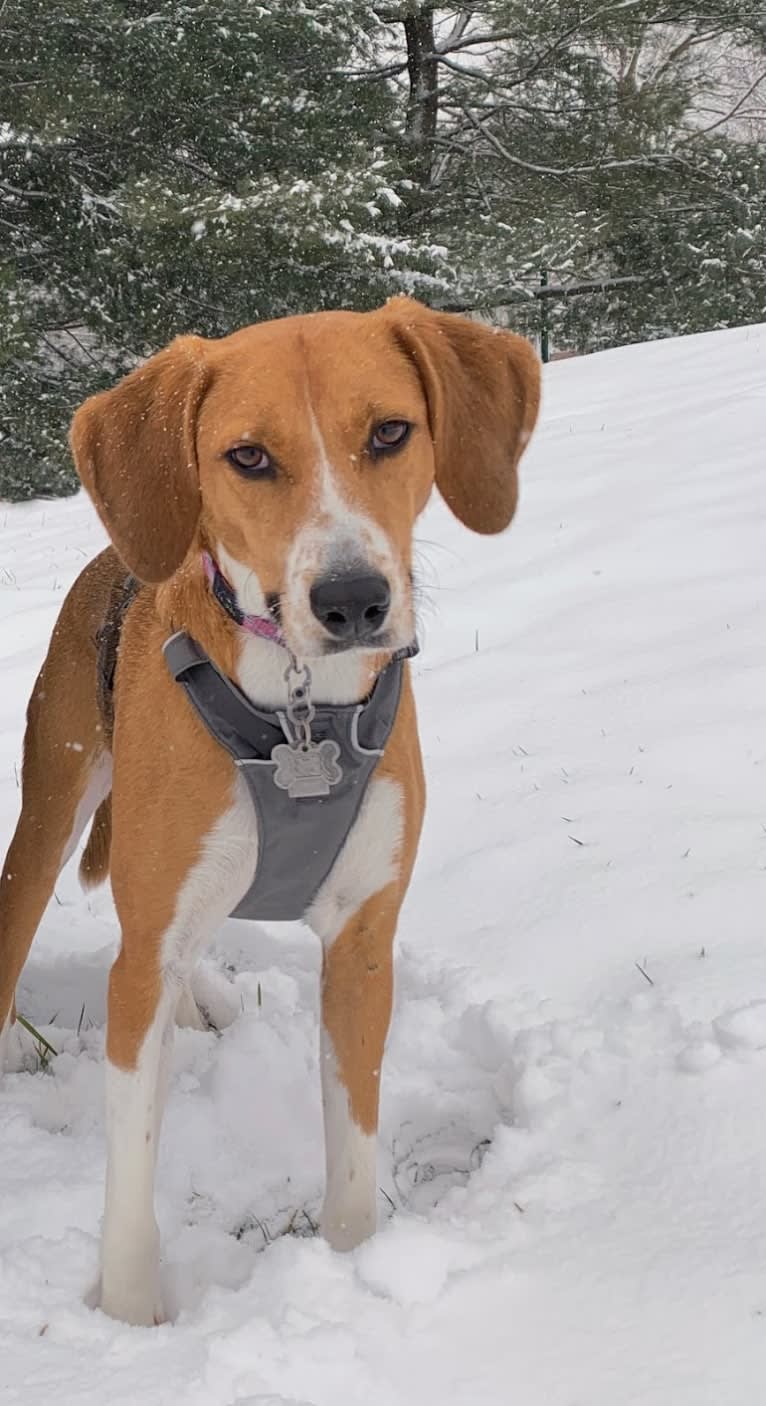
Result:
[2, 0, 765, 502]
[376, 3, 766, 352]
[0, 0, 442, 499]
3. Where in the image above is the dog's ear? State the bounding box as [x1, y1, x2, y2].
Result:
[70, 336, 210, 583]
[384, 298, 540, 534]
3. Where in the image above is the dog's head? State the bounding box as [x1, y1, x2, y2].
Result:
[71, 298, 540, 659]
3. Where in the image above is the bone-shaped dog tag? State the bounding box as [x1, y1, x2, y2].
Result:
[271, 739, 343, 798]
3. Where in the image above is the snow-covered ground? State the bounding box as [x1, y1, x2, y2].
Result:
[1, 324, 766, 1405]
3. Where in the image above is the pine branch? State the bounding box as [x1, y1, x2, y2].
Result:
[459, 105, 685, 178]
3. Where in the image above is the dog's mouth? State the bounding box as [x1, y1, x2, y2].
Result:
[319, 629, 395, 657]
[280, 617, 415, 663]
[280, 627, 404, 661]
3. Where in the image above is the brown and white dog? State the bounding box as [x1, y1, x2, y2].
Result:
[0, 298, 539, 1325]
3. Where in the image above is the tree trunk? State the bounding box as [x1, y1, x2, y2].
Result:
[403, 7, 438, 191]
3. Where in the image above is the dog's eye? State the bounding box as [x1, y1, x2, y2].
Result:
[226, 444, 275, 478]
[370, 420, 411, 455]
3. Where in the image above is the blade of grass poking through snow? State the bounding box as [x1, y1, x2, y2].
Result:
[16, 1015, 58, 1059]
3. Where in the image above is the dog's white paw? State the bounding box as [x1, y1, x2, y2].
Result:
[181, 962, 240, 1033]
[89, 1273, 165, 1327]
[174, 984, 209, 1031]
[321, 1200, 377, 1252]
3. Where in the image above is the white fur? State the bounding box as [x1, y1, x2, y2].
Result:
[307, 776, 403, 945]
[174, 983, 208, 1031]
[217, 540, 269, 619]
[62, 750, 113, 869]
[100, 1011, 172, 1325]
[283, 409, 413, 658]
[159, 775, 259, 985]
[320, 1033, 378, 1250]
[98, 777, 258, 1325]
[215, 541, 375, 708]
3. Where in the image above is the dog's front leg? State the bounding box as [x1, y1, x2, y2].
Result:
[318, 885, 399, 1250]
[96, 765, 258, 1325]
[309, 711, 424, 1251]
[99, 945, 175, 1326]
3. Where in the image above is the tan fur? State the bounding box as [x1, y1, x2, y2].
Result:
[0, 299, 539, 1315]
[71, 341, 209, 585]
[105, 586, 242, 1067]
[322, 675, 425, 1133]
[68, 297, 539, 592]
[0, 549, 122, 1027]
[385, 304, 540, 534]
[79, 797, 112, 889]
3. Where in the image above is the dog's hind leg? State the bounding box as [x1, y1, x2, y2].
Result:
[0, 746, 111, 1069]
[0, 554, 118, 1071]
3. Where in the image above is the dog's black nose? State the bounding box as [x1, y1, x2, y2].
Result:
[310, 572, 391, 643]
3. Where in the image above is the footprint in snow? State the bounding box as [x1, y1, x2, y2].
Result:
[678, 999, 766, 1072]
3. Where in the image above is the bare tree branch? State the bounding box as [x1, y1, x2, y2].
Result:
[434, 9, 473, 56]
[679, 65, 766, 138]
[647, 26, 726, 87]
[0, 180, 52, 202]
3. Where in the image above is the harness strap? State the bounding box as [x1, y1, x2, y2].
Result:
[162, 631, 406, 921]
[162, 632, 286, 764]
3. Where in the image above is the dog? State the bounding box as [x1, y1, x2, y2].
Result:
[0, 297, 540, 1324]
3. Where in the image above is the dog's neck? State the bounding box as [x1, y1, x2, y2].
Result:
[233, 631, 383, 710]
[155, 553, 386, 710]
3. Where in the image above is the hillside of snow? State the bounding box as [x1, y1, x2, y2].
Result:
[1, 324, 765, 1405]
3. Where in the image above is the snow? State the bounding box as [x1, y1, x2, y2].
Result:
[1, 322, 766, 1404]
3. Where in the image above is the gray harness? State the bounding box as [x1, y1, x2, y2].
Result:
[162, 632, 405, 922]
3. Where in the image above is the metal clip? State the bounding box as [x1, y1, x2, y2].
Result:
[283, 652, 315, 749]
[274, 652, 343, 798]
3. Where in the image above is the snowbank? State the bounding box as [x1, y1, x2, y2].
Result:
[1, 323, 765, 1404]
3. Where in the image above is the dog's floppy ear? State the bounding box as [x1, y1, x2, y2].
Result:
[70, 336, 210, 583]
[384, 298, 540, 534]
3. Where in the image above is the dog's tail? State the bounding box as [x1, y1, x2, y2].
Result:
[79, 796, 112, 890]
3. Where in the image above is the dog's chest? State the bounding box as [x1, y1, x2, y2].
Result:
[163, 632, 404, 936]
[187, 770, 403, 948]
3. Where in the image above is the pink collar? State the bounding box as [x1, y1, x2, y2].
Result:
[202, 551, 420, 665]
[202, 551, 286, 646]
